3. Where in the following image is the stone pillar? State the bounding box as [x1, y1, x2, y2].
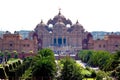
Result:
[52, 38, 53, 45]
[56, 36, 58, 45]
[62, 37, 64, 46]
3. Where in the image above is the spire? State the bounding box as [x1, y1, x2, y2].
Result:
[58, 8, 61, 15]
[39, 19, 46, 26]
[76, 20, 79, 24]
[40, 20, 43, 24]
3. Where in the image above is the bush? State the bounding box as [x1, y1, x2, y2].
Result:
[79, 50, 114, 71]
[60, 57, 83, 80]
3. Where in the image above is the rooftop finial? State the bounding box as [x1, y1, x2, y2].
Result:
[76, 20, 79, 24]
[40, 19, 43, 23]
[58, 8, 61, 15]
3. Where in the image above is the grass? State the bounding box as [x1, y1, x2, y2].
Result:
[83, 78, 96, 80]
[81, 69, 91, 75]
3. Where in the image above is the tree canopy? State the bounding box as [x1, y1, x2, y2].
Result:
[32, 48, 56, 80]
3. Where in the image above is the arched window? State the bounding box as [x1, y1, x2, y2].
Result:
[54, 38, 56, 45]
[63, 38, 66, 45]
[9, 41, 14, 47]
[66, 24, 71, 28]
[99, 45, 101, 48]
[103, 44, 106, 48]
[48, 24, 53, 28]
[58, 37, 62, 46]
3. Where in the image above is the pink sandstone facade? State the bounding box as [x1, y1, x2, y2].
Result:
[0, 11, 120, 54]
[0, 31, 38, 54]
[33, 11, 92, 54]
[88, 33, 120, 53]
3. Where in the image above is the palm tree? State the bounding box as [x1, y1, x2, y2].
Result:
[32, 48, 56, 80]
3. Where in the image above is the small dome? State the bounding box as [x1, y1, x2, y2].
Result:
[35, 20, 47, 31]
[66, 19, 72, 25]
[54, 14, 65, 19]
[54, 19, 65, 27]
[38, 20, 46, 26]
[73, 20, 83, 28]
[36, 20, 46, 29]
[53, 11, 66, 22]
[47, 18, 54, 25]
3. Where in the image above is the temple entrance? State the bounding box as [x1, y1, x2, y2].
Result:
[58, 38, 62, 46]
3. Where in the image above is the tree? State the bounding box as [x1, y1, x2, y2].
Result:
[79, 50, 114, 71]
[111, 51, 120, 79]
[7, 53, 11, 61]
[32, 48, 56, 80]
[96, 70, 106, 80]
[0, 52, 4, 57]
[60, 56, 83, 80]
[13, 51, 18, 59]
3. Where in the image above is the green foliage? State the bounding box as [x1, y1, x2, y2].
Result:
[82, 78, 95, 80]
[0, 67, 8, 79]
[81, 69, 91, 78]
[60, 56, 83, 80]
[14, 54, 18, 59]
[0, 52, 4, 57]
[32, 48, 56, 80]
[4, 65, 9, 76]
[110, 51, 120, 79]
[0, 58, 24, 79]
[21, 67, 32, 79]
[96, 70, 112, 80]
[38, 48, 54, 58]
[79, 50, 114, 71]
[91, 71, 96, 78]
[96, 70, 105, 80]
[7, 53, 11, 60]
[79, 50, 93, 63]
[79, 50, 120, 79]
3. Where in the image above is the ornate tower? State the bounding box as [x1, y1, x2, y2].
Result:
[34, 10, 90, 54]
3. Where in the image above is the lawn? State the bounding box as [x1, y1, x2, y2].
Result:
[81, 69, 91, 75]
[83, 78, 96, 80]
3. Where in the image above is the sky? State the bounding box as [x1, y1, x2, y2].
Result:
[0, 0, 120, 32]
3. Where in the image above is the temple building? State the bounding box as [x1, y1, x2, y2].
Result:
[88, 32, 120, 53]
[33, 11, 92, 54]
[1, 10, 120, 54]
[0, 31, 38, 54]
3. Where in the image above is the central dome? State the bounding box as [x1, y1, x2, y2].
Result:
[54, 11, 65, 20]
[54, 19, 65, 27]
[53, 11, 66, 22]
[47, 10, 72, 25]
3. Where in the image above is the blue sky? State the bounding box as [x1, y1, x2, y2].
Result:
[0, 0, 120, 32]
